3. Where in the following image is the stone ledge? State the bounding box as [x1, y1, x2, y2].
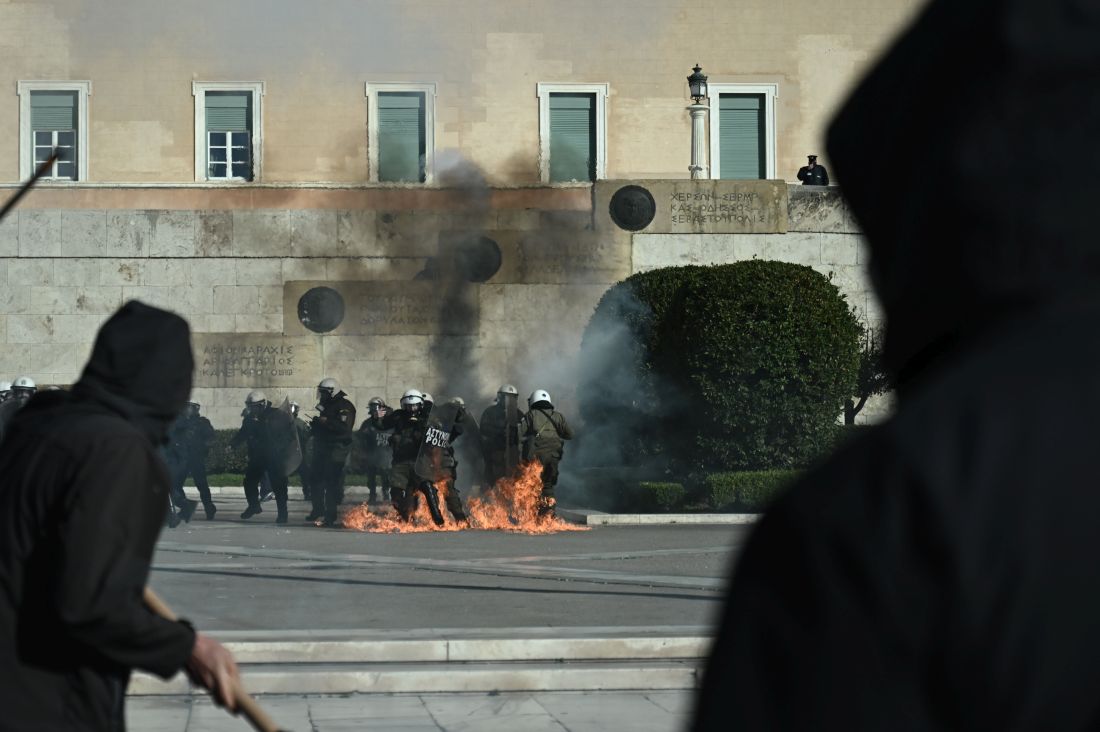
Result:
[559, 508, 760, 526]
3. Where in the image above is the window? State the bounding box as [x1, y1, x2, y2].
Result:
[708, 83, 778, 180]
[537, 83, 608, 183]
[17, 81, 91, 181]
[365, 83, 436, 184]
[192, 82, 264, 182]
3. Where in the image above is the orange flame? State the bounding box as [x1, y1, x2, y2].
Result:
[341, 461, 588, 534]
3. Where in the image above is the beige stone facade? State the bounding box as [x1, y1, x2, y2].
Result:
[0, 0, 922, 185]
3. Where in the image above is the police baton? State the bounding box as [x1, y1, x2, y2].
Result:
[142, 587, 287, 732]
[0, 149, 60, 223]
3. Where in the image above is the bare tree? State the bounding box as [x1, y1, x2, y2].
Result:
[845, 321, 890, 425]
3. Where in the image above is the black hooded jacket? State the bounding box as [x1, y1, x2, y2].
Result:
[696, 1, 1100, 729]
[0, 302, 196, 732]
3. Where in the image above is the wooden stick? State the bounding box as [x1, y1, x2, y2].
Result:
[0, 150, 60, 223]
[143, 587, 284, 732]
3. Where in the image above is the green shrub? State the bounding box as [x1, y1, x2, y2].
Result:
[578, 262, 860, 474]
[658, 261, 860, 471]
[206, 429, 248, 474]
[628, 482, 686, 512]
[704, 470, 799, 512]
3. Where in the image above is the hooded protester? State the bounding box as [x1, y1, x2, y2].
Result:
[694, 1, 1100, 729]
[0, 301, 239, 731]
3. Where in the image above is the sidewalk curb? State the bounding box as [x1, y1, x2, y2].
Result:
[558, 508, 761, 526]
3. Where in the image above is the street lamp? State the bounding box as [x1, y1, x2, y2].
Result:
[687, 64, 709, 179]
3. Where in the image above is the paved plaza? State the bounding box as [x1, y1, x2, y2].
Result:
[131, 494, 747, 731]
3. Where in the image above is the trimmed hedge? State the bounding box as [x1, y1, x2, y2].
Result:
[629, 482, 686, 512]
[704, 470, 799, 512]
[206, 429, 248, 474]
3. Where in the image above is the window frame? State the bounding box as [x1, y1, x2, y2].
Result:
[364, 82, 437, 184]
[708, 83, 779, 181]
[192, 81, 264, 183]
[536, 82, 609, 184]
[17, 80, 92, 182]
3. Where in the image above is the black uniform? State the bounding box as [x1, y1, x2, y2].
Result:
[356, 419, 392, 502]
[695, 0, 1100, 728]
[161, 417, 197, 523]
[796, 162, 829, 185]
[292, 415, 312, 500]
[521, 404, 573, 508]
[0, 390, 33, 445]
[372, 408, 428, 516]
[0, 302, 196, 731]
[309, 391, 356, 525]
[437, 407, 468, 522]
[479, 401, 523, 489]
[232, 405, 295, 521]
[173, 411, 216, 515]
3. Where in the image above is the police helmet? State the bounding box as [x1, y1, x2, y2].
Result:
[0, 380, 11, 394]
[449, 396, 465, 407]
[12, 376, 36, 393]
[245, 390, 268, 407]
[368, 396, 385, 407]
[528, 389, 552, 408]
[289, 401, 300, 416]
[421, 392, 434, 406]
[497, 384, 519, 396]
[401, 388, 424, 411]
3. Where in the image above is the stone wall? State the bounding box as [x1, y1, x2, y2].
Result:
[0, 182, 885, 427]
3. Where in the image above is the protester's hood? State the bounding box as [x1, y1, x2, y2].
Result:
[71, 301, 193, 444]
[827, 0, 1100, 384]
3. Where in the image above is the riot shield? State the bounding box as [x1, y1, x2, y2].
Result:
[277, 397, 303, 476]
[503, 392, 519, 476]
[414, 401, 461, 482]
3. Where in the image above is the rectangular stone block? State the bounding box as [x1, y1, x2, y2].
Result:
[189, 258, 239, 286]
[192, 333, 322, 389]
[323, 359, 389, 388]
[386, 359, 430, 391]
[375, 211, 442, 257]
[61, 210, 106, 257]
[232, 210, 290, 256]
[9, 259, 53, 286]
[788, 186, 860, 234]
[7, 314, 56, 344]
[283, 280, 479, 337]
[322, 335, 432, 363]
[173, 285, 215, 315]
[325, 258, 425, 281]
[52, 313, 104, 343]
[594, 179, 788, 235]
[213, 285, 260, 314]
[143, 259, 192, 286]
[0, 213, 18, 257]
[762, 232, 821, 266]
[202, 313, 238, 332]
[105, 211, 154, 257]
[196, 211, 232, 256]
[336, 210, 379, 256]
[121, 285, 175, 312]
[820, 233, 859, 266]
[149, 211, 196, 258]
[290, 210, 341, 257]
[72, 287, 124, 314]
[54, 258, 101, 286]
[257, 285, 283, 314]
[235, 258, 284, 286]
[233, 313, 283, 332]
[497, 229, 630, 285]
[281, 258, 328, 282]
[479, 285, 506, 323]
[99, 259, 145, 286]
[0, 286, 31, 315]
[19, 210, 61, 257]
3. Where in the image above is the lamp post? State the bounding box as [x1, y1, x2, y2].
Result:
[687, 64, 709, 180]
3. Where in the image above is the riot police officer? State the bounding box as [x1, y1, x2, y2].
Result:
[479, 384, 524, 490]
[232, 391, 296, 523]
[174, 401, 217, 519]
[0, 376, 37, 445]
[371, 389, 443, 522]
[521, 389, 574, 519]
[0, 381, 11, 402]
[307, 378, 356, 527]
[357, 397, 392, 505]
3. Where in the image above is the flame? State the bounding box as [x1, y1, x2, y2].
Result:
[340, 461, 588, 534]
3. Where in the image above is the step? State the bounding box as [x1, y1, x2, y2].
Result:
[129, 659, 702, 696]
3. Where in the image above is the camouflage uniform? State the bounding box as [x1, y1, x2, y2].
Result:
[521, 406, 574, 511]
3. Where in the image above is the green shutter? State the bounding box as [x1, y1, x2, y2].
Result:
[30, 91, 77, 131]
[377, 92, 425, 183]
[719, 94, 765, 180]
[549, 93, 595, 182]
[206, 91, 251, 132]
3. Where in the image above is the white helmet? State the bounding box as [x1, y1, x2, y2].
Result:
[317, 377, 338, 395]
[0, 381, 11, 393]
[528, 389, 552, 408]
[13, 376, 36, 392]
[449, 396, 465, 407]
[289, 401, 300, 416]
[421, 392, 434, 405]
[245, 390, 268, 406]
[497, 384, 519, 396]
[401, 388, 424, 410]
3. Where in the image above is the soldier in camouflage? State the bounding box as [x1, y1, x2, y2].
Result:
[521, 389, 573, 519]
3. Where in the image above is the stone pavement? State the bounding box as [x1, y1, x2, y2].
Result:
[152, 494, 749, 631]
[126, 690, 694, 731]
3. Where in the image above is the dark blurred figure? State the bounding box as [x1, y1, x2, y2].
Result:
[796, 154, 829, 185]
[0, 301, 239, 730]
[162, 413, 198, 525]
[695, 1, 1100, 729]
[232, 391, 295, 524]
[308, 378, 356, 527]
[372, 389, 428, 520]
[173, 401, 216, 520]
[357, 397, 393, 505]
